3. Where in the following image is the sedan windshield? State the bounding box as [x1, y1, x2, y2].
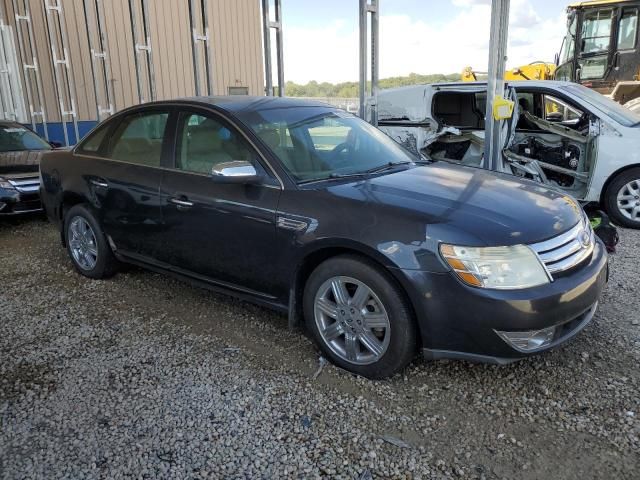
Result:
[562, 84, 640, 127]
[238, 106, 417, 182]
[0, 124, 51, 152]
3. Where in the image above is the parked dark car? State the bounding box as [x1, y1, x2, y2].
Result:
[39, 97, 608, 378]
[0, 120, 54, 215]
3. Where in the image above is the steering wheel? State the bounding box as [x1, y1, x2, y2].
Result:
[327, 142, 352, 168]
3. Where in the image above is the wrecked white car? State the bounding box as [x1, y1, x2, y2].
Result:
[374, 81, 640, 228]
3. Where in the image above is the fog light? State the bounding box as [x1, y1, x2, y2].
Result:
[495, 326, 556, 352]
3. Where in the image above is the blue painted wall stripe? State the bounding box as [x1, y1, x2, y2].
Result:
[30, 121, 99, 146]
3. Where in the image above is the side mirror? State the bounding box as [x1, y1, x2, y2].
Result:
[554, 53, 560, 66]
[211, 160, 261, 184]
[49, 141, 63, 148]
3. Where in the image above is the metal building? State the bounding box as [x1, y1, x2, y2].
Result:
[0, 0, 266, 144]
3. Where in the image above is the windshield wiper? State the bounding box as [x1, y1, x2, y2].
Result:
[328, 171, 370, 179]
[297, 161, 414, 185]
[361, 161, 413, 175]
[297, 172, 368, 185]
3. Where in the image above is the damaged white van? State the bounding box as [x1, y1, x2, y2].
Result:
[374, 81, 640, 228]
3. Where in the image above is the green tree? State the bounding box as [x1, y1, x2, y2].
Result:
[286, 73, 461, 97]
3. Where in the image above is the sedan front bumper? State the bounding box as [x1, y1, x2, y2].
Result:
[396, 239, 608, 363]
[0, 188, 43, 215]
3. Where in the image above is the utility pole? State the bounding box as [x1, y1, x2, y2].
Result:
[262, 0, 284, 96]
[484, 0, 510, 171]
[359, 0, 379, 124]
[189, 0, 213, 96]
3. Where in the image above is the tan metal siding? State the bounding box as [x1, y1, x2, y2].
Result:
[147, 0, 195, 100]
[61, 0, 95, 121]
[209, 0, 264, 95]
[2, 0, 265, 124]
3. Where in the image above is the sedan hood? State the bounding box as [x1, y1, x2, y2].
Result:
[329, 163, 583, 246]
[0, 150, 43, 176]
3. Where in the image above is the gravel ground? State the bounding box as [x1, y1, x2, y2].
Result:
[1, 216, 638, 479]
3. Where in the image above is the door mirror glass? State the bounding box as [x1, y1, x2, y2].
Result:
[211, 160, 260, 183]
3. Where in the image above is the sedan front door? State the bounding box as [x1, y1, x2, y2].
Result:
[157, 109, 284, 299]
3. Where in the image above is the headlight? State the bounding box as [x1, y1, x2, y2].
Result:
[440, 243, 550, 290]
[0, 177, 15, 190]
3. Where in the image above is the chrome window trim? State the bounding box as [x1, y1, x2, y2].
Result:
[72, 153, 282, 191]
[73, 100, 286, 190]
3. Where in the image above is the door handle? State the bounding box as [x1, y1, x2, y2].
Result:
[169, 197, 194, 210]
[90, 178, 108, 188]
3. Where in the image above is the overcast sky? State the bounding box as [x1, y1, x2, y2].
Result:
[281, 0, 575, 83]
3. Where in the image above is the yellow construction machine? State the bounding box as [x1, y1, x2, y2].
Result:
[463, 0, 640, 113]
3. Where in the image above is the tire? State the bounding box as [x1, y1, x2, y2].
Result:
[64, 204, 118, 279]
[603, 167, 640, 229]
[303, 254, 417, 379]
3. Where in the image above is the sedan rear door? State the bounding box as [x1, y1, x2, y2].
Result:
[73, 108, 170, 259]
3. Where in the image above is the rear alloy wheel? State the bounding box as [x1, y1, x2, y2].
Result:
[304, 255, 417, 379]
[64, 204, 118, 278]
[68, 216, 99, 271]
[604, 167, 640, 229]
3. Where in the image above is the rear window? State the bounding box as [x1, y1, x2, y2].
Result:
[76, 124, 110, 155]
[107, 112, 169, 167]
[0, 125, 51, 152]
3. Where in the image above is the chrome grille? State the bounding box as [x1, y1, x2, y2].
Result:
[8, 176, 40, 194]
[529, 218, 595, 277]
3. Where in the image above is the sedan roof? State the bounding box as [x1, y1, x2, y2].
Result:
[183, 95, 335, 113]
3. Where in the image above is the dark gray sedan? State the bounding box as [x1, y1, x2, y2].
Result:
[39, 97, 608, 378]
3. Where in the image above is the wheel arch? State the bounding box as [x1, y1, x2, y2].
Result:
[287, 241, 420, 340]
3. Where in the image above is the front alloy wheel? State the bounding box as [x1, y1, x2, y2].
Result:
[304, 255, 417, 379]
[314, 276, 391, 365]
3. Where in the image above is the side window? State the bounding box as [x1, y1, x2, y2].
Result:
[108, 112, 168, 166]
[76, 123, 110, 155]
[544, 95, 583, 124]
[176, 113, 254, 175]
[516, 93, 535, 114]
[578, 56, 609, 80]
[581, 9, 614, 54]
[433, 92, 485, 129]
[618, 9, 638, 50]
[474, 92, 487, 117]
